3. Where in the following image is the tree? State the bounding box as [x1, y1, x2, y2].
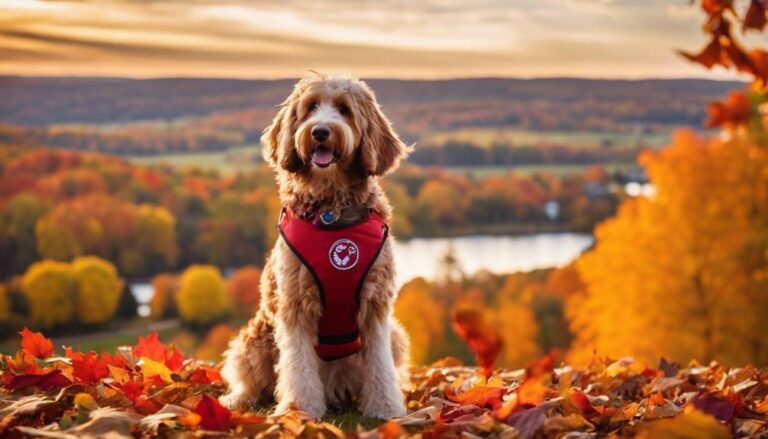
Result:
[150, 273, 179, 321]
[71, 256, 123, 325]
[135, 204, 178, 270]
[0, 284, 9, 323]
[495, 300, 541, 369]
[394, 278, 446, 365]
[21, 260, 74, 328]
[227, 266, 262, 317]
[176, 265, 229, 325]
[568, 132, 768, 365]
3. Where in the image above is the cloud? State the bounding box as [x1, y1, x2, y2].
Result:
[0, 0, 745, 79]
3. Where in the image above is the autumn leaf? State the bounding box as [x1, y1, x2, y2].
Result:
[6, 369, 72, 391]
[504, 406, 547, 439]
[66, 348, 109, 385]
[139, 357, 173, 383]
[636, 408, 731, 439]
[744, 0, 767, 31]
[452, 306, 502, 378]
[193, 394, 232, 431]
[19, 327, 54, 359]
[134, 332, 186, 372]
[134, 332, 168, 363]
[692, 392, 740, 422]
[447, 386, 506, 409]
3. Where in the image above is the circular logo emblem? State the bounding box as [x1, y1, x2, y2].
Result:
[329, 239, 359, 270]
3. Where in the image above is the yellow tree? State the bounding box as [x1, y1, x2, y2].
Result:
[176, 265, 229, 325]
[21, 260, 74, 328]
[569, 131, 768, 365]
[495, 299, 541, 369]
[135, 204, 178, 269]
[395, 278, 446, 365]
[71, 256, 123, 325]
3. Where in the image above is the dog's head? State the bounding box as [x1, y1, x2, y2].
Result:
[261, 73, 408, 180]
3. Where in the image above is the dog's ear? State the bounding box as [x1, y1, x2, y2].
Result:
[357, 87, 409, 176]
[262, 102, 303, 173]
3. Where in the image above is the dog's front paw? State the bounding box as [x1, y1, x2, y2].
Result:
[360, 393, 406, 419]
[275, 399, 327, 420]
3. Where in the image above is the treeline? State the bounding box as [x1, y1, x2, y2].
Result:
[1, 77, 737, 132]
[0, 77, 739, 156]
[0, 147, 619, 281]
[410, 141, 641, 167]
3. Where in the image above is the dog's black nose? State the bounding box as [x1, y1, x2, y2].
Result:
[311, 125, 331, 142]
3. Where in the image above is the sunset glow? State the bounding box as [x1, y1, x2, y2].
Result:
[0, 0, 748, 79]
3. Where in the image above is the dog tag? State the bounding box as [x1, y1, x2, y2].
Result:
[320, 210, 336, 225]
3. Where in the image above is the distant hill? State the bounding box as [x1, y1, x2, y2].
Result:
[0, 76, 744, 156]
[0, 76, 742, 126]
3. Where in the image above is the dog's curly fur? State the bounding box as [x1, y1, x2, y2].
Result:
[220, 73, 411, 419]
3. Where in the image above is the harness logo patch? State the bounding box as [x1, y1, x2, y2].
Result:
[329, 239, 359, 270]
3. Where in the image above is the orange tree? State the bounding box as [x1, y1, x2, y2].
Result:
[568, 0, 768, 365]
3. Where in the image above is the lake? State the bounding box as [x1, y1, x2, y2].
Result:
[392, 233, 593, 287]
[131, 232, 593, 316]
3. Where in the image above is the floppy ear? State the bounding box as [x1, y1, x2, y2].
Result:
[358, 91, 409, 176]
[261, 103, 303, 172]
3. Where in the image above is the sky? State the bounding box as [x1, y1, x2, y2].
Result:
[0, 0, 754, 79]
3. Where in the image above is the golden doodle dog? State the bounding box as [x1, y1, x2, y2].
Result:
[220, 73, 410, 419]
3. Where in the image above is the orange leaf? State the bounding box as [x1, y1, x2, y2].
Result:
[452, 306, 502, 378]
[19, 327, 54, 359]
[447, 386, 506, 409]
[66, 348, 109, 385]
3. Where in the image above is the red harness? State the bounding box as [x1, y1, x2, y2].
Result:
[278, 207, 389, 361]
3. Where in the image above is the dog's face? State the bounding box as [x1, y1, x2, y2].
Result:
[261, 74, 407, 180]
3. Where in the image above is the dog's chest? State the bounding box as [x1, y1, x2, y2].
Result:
[278, 207, 389, 360]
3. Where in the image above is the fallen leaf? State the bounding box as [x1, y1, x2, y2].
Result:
[193, 394, 231, 431]
[19, 327, 54, 359]
[636, 408, 730, 439]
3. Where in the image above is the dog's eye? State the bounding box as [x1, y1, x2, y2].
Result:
[338, 104, 351, 116]
[307, 101, 317, 112]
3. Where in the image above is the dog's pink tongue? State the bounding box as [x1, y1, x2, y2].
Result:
[311, 147, 334, 166]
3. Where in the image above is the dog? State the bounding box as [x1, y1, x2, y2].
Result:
[220, 73, 411, 419]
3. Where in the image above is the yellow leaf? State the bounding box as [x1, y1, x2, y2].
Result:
[140, 357, 173, 382]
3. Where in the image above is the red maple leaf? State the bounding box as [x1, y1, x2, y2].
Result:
[6, 369, 72, 391]
[65, 348, 109, 385]
[19, 327, 54, 359]
[134, 332, 168, 362]
[134, 332, 186, 372]
[193, 394, 232, 431]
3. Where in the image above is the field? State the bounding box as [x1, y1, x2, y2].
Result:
[128, 145, 261, 174]
[422, 127, 674, 150]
